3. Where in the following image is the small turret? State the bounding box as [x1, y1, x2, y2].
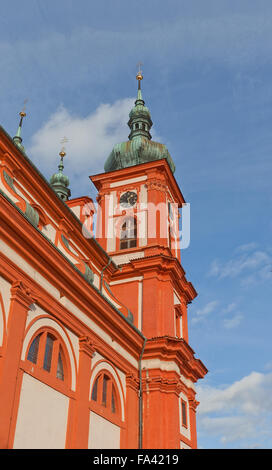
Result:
[50, 143, 71, 201]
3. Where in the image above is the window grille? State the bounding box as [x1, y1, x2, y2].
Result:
[120, 217, 137, 250]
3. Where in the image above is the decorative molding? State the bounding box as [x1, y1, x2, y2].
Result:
[126, 373, 139, 392]
[58, 218, 74, 236]
[0, 152, 21, 174]
[3, 170, 16, 192]
[10, 280, 34, 308]
[145, 178, 167, 192]
[142, 372, 181, 395]
[79, 335, 96, 358]
[188, 394, 199, 412]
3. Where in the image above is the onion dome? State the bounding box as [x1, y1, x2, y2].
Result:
[104, 70, 175, 174]
[50, 148, 71, 201]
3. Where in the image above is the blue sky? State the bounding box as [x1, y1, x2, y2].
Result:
[1, 0, 272, 449]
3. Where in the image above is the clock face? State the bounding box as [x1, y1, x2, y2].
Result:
[120, 191, 137, 207]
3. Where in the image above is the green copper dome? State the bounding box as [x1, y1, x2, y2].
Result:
[104, 76, 175, 174]
[50, 169, 70, 188]
[104, 136, 175, 173]
[50, 151, 71, 201]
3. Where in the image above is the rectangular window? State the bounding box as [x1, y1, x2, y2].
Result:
[181, 400, 187, 428]
[120, 218, 137, 250]
[175, 307, 183, 338]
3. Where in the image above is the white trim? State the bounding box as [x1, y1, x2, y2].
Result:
[180, 441, 191, 449]
[111, 251, 144, 266]
[174, 291, 180, 305]
[110, 176, 147, 188]
[109, 277, 143, 285]
[179, 392, 191, 441]
[142, 359, 195, 391]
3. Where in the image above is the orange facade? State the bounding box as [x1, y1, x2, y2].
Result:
[0, 91, 207, 449]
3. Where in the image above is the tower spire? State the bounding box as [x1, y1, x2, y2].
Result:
[13, 100, 28, 151]
[136, 62, 143, 94]
[104, 69, 175, 174]
[127, 64, 153, 140]
[135, 62, 145, 104]
[50, 137, 71, 201]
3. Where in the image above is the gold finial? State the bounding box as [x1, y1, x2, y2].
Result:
[18, 99, 28, 127]
[59, 136, 68, 158]
[20, 99, 28, 118]
[136, 62, 143, 88]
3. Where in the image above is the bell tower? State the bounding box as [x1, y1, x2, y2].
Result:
[90, 71, 207, 449]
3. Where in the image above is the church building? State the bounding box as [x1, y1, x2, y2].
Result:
[0, 71, 207, 449]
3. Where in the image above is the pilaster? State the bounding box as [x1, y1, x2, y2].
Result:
[121, 373, 139, 449]
[188, 393, 199, 449]
[142, 369, 181, 449]
[68, 335, 95, 449]
[0, 281, 34, 448]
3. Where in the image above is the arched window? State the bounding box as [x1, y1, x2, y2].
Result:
[91, 371, 120, 417]
[26, 330, 67, 383]
[120, 217, 137, 250]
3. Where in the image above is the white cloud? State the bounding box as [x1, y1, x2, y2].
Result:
[208, 247, 272, 285]
[235, 242, 259, 253]
[196, 371, 272, 447]
[191, 300, 243, 329]
[223, 314, 243, 329]
[219, 302, 244, 329]
[28, 98, 162, 198]
[198, 371, 271, 415]
[220, 302, 237, 315]
[199, 415, 261, 445]
[191, 300, 218, 324]
[28, 99, 135, 195]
